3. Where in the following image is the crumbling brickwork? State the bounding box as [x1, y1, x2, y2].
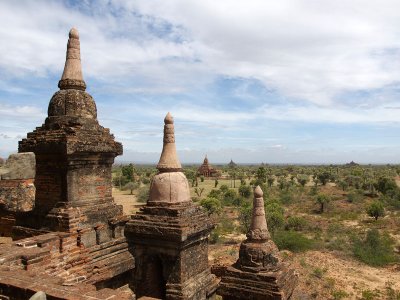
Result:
[0, 28, 135, 299]
[0, 153, 36, 237]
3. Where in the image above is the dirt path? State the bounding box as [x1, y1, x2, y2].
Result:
[112, 188, 142, 215]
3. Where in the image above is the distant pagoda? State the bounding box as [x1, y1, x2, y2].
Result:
[228, 159, 237, 168]
[198, 155, 218, 177]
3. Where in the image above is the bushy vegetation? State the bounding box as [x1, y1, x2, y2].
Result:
[352, 229, 398, 266]
[112, 162, 400, 295]
[273, 230, 314, 252]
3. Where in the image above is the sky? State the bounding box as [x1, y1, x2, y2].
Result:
[1, 0, 400, 164]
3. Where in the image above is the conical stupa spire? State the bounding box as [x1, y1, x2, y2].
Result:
[156, 112, 182, 172]
[58, 28, 86, 90]
[247, 185, 270, 241]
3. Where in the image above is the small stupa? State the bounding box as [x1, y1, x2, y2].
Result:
[218, 186, 298, 299]
[148, 112, 191, 205]
[125, 113, 218, 299]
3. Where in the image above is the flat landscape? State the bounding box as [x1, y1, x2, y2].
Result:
[113, 163, 400, 300]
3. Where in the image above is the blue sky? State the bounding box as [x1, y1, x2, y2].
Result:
[1, 0, 400, 164]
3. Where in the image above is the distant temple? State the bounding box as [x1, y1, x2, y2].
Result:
[346, 161, 359, 166]
[198, 155, 219, 177]
[228, 159, 237, 168]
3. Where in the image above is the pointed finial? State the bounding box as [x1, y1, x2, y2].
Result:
[58, 28, 86, 90]
[156, 112, 182, 172]
[247, 185, 270, 241]
[164, 112, 173, 124]
[254, 185, 263, 198]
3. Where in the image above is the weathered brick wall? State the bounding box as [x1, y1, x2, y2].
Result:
[0, 153, 36, 237]
[0, 219, 134, 291]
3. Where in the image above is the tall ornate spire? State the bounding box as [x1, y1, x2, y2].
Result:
[58, 28, 86, 91]
[156, 112, 182, 172]
[247, 185, 270, 241]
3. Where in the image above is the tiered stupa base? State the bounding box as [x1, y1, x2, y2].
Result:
[125, 202, 218, 300]
[218, 264, 297, 300]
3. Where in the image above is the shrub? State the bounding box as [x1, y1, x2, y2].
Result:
[137, 186, 149, 203]
[273, 230, 314, 252]
[265, 200, 285, 233]
[347, 191, 363, 203]
[267, 211, 285, 233]
[222, 189, 237, 206]
[315, 193, 331, 213]
[219, 184, 229, 193]
[141, 177, 151, 185]
[312, 267, 325, 279]
[366, 201, 385, 221]
[232, 196, 246, 207]
[238, 203, 252, 233]
[279, 191, 294, 204]
[361, 289, 379, 300]
[200, 197, 222, 216]
[375, 177, 398, 195]
[331, 290, 349, 300]
[209, 229, 221, 244]
[352, 229, 398, 266]
[238, 184, 251, 198]
[309, 185, 318, 196]
[285, 216, 307, 231]
[208, 189, 222, 199]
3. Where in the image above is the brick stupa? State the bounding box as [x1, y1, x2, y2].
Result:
[0, 28, 134, 299]
[218, 186, 298, 300]
[125, 113, 218, 299]
[17, 28, 124, 234]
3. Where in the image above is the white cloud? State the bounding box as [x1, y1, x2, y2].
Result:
[0, 104, 45, 119]
[1, 0, 400, 104]
[124, 0, 400, 105]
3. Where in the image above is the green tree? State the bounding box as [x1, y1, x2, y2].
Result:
[297, 174, 309, 187]
[267, 176, 274, 187]
[219, 184, 229, 193]
[123, 182, 139, 194]
[338, 180, 348, 191]
[200, 197, 222, 216]
[256, 167, 267, 183]
[375, 177, 397, 195]
[223, 189, 237, 206]
[121, 164, 135, 181]
[238, 202, 252, 233]
[238, 184, 251, 198]
[214, 179, 219, 188]
[316, 194, 331, 213]
[366, 201, 385, 221]
[317, 172, 331, 186]
[265, 201, 285, 233]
